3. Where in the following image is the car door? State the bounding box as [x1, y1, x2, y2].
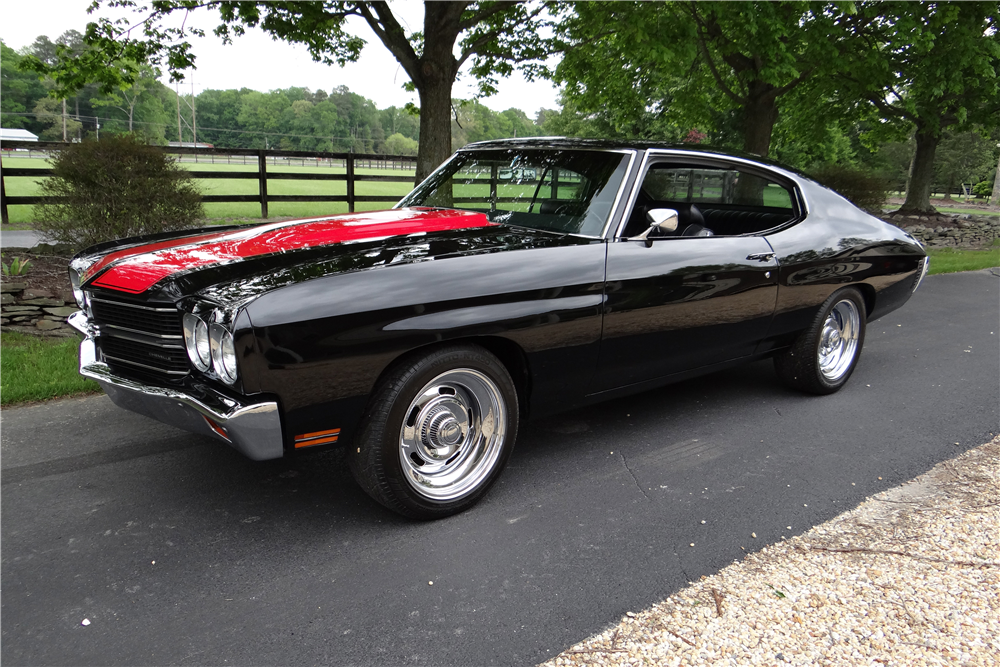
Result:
[593, 155, 797, 393]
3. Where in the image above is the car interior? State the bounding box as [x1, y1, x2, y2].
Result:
[621, 163, 798, 239]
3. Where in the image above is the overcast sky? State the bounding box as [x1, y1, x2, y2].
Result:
[2, 0, 563, 115]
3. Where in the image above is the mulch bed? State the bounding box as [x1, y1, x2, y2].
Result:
[2, 249, 74, 297]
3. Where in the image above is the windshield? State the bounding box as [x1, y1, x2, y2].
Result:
[397, 149, 632, 236]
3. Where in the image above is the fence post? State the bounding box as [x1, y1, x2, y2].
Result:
[346, 154, 355, 213]
[258, 149, 269, 219]
[1, 153, 8, 225]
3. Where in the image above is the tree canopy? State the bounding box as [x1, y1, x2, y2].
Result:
[826, 1, 1000, 213]
[20, 1, 561, 181]
[555, 2, 845, 157]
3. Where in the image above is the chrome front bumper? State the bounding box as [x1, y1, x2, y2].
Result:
[69, 311, 284, 461]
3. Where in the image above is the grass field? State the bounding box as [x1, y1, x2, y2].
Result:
[0, 332, 100, 405]
[934, 206, 1000, 217]
[927, 244, 1000, 275]
[1, 157, 417, 224]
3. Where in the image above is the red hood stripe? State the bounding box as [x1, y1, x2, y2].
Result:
[88, 208, 492, 294]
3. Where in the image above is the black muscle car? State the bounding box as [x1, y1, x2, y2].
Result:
[68, 139, 928, 518]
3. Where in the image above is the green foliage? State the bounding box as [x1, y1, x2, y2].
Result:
[1, 255, 32, 276]
[1, 41, 48, 132]
[810, 164, 890, 215]
[973, 180, 994, 198]
[384, 133, 418, 156]
[33, 135, 203, 248]
[934, 131, 998, 197]
[451, 100, 544, 147]
[19, 1, 558, 181]
[0, 333, 101, 405]
[825, 3, 1000, 212]
[554, 2, 844, 156]
[841, 3, 1000, 142]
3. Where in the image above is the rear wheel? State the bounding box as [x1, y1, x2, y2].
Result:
[349, 345, 519, 519]
[774, 287, 867, 395]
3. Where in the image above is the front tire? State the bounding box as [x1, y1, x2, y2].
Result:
[774, 287, 867, 395]
[348, 344, 519, 519]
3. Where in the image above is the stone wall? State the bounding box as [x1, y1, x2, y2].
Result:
[884, 214, 1000, 248]
[0, 283, 78, 336]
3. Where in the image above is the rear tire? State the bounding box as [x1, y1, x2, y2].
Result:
[774, 287, 867, 395]
[348, 344, 519, 519]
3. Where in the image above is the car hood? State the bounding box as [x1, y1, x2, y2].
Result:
[78, 208, 494, 294]
[76, 207, 595, 308]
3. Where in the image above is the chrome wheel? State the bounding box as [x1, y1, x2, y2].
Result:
[817, 299, 860, 382]
[398, 368, 507, 502]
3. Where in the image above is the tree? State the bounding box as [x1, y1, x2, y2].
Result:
[1, 41, 48, 133]
[90, 63, 160, 132]
[20, 1, 559, 182]
[555, 2, 842, 157]
[934, 131, 997, 200]
[384, 132, 418, 156]
[832, 2, 1000, 214]
[32, 95, 83, 141]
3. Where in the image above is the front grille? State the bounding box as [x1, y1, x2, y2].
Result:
[90, 295, 189, 379]
[101, 336, 189, 376]
[91, 297, 184, 337]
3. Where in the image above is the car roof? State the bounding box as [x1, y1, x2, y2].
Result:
[460, 137, 816, 184]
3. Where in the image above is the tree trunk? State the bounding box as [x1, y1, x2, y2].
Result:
[409, 2, 464, 184]
[991, 151, 1000, 209]
[742, 83, 779, 157]
[898, 126, 940, 214]
[415, 78, 454, 183]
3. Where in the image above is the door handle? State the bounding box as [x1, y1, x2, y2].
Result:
[746, 252, 775, 262]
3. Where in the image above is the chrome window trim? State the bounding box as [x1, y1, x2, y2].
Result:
[612, 149, 654, 240]
[597, 150, 639, 239]
[612, 148, 810, 239]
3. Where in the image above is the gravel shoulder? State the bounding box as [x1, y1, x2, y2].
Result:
[542, 436, 1000, 667]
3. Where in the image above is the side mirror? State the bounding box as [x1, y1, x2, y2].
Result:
[629, 208, 679, 247]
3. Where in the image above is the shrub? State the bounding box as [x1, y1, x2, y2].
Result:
[34, 134, 203, 249]
[972, 180, 993, 199]
[809, 164, 890, 215]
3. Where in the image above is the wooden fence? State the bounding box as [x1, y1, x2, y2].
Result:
[0, 140, 418, 224]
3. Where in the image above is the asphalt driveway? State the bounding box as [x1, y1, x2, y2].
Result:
[2, 270, 997, 666]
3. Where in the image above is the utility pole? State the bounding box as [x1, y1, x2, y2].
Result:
[191, 76, 197, 162]
[176, 80, 183, 147]
[191, 76, 197, 147]
[62, 98, 67, 142]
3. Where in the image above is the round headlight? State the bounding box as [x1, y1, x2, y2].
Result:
[68, 268, 86, 309]
[209, 324, 238, 385]
[182, 313, 212, 371]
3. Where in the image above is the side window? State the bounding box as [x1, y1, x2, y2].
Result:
[626, 163, 796, 237]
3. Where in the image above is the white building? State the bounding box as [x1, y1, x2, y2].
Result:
[0, 128, 40, 142]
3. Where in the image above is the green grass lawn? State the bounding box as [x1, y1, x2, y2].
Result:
[0, 332, 100, 405]
[932, 206, 1000, 217]
[926, 245, 1000, 275]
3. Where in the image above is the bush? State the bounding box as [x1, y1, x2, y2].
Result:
[34, 134, 203, 249]
[809, 164, 890, 215]
[973, 180, 993, 199]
